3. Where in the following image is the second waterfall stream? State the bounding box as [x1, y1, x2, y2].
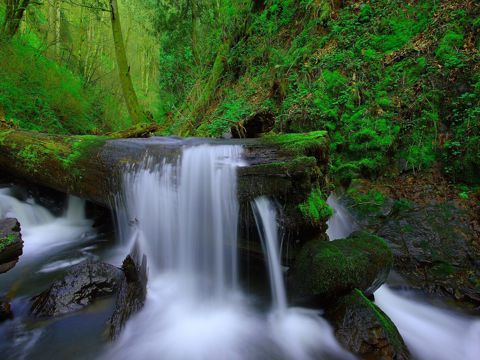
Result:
[104, 143, 352, 360]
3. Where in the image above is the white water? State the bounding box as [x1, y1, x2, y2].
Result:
[252, 196, 354, 360]
[252, 197, 287, 312]
[375, 286, 480, 360]
[0, 188, 93, 259]
[105, 145, 352, 360]
[326, 193, 480, 360]
[326, 195, 356, 241]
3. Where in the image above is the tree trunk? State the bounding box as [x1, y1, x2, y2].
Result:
[109, 0, 145, 125]
[191, 0, 200, 65]
[2, 0, 31, 39]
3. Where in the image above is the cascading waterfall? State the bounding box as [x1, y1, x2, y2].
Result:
[105, 144, 351, 360]
[326, 194, 480, 360]
[326, 195, 356, 241]
[0, 188, 93, 259]
[251, 197, 287, 312]
[251, 196, 354, 360]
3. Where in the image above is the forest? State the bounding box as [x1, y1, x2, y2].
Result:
[0, 0, 479, 359]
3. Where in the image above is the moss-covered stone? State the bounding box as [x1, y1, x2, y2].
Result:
[263, 131, 329, 164]
[0, 218, 23, 274]
[325, 289, 410, 360]
[289, 231, 393, 304]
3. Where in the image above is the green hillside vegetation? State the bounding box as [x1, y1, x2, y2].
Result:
[1, 0, 479, 185]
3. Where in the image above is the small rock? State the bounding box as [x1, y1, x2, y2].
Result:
[0, 218, 23, 274]
[0, 299, 13, 322]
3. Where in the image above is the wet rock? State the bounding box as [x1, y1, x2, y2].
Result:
[0, 298, 13, 321]
[325, 289, 410, 360]
[376, 203, 480, 306]
[231, 110, 275, 138]
[290, 231, 393, 305]
[107, 254, 147, 340]
[31, 260, 124, 317]
[0, 218, 23, 274]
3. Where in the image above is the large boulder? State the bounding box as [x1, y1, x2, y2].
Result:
[106, 254, 147, 340]
[325, 289, 410, 360]
[289, 231, 393, 305]
[31, 260, 124, 317]
[0, 218, 23, 274]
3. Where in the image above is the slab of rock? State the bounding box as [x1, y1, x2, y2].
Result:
[325, 289, 410, 360]
[31, 260, 124, 317]
[289, 231, 393, 306]
[376, 203, 480, 306]
[0, 218, 23, 274]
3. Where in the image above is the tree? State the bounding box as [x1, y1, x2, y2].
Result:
[109, 0, 145, 125]
[2, 0, 31, 38]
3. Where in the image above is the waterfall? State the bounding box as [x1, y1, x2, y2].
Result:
[326, 193, 480, 360]
[251, 197, 287, 313]
[326, 195, 356, 241]
[0, 188, 92, 258]
[105, 144, 352, 360]
[114, 144, 244, 297]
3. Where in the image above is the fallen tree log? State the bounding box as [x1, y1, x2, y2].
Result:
[0, 129, 329, 244]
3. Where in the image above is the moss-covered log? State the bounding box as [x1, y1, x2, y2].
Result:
[0, 130, 329, 242]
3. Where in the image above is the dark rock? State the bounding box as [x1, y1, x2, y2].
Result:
[107, 254, 148, 340]
[289, 231, 393, 306]
[0, 218, 23, 274]
[376, 203, 480, 306]
[0, 298, 13, 321]
[31, 260, 124, 317]
[231, 110, 275, 138]
[325, 289, 410, 360]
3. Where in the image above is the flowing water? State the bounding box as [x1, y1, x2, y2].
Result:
[326, 194, 480, 360]
[326, 195, 356, 241]
[251, 196, 354, 360]
[0, 186, 111, 360]
[104, 144, 352, 360]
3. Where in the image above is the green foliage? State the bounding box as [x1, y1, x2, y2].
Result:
[265, 130, 327, 156]
[348, 187, 386, 216]
[298, 187, 333, 223]
[0, 37, 125, 134]
[435, 30, 465, 68]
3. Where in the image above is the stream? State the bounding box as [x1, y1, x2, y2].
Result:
[327, 195, 480, 360]
[1, 142, 479, 359]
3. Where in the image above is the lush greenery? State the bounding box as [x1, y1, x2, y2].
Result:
[1, 0, 479, 185]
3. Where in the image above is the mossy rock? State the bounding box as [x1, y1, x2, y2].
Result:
[325, 289, 410, 360]
[289, 231, 393, 305]
[263, 131, 329, 165]
[0, 218, 23, 274]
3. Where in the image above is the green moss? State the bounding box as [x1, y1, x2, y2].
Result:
[17, 145, 42, 172]
[264, 131, 328, 158]
[292, 231, 393, 298]
[347, 187, 386, 216]
[355, 289, 404, 348]
[435, 29, 466, 69]
[0, 234, 16, 252]
[298, 187, 332, 223]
